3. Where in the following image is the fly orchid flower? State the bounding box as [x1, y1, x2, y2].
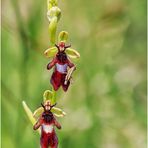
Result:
[33, 100, 61, 148]
[22, 90, 66, 134]
[44, 31, 80, 59]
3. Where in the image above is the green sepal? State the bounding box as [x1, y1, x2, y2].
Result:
[65, 48, 80, 59]
[33, 107, 44, 119]
[58, 31, 69, 43]
[43, 90, 53, 101]
[51, 107, 66, 117]
[44, 47, 58, 58]
[33, 106, 66, 118]
[43, 89, 56, 105]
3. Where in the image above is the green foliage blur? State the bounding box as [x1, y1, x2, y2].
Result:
[2, 0, 147, 147]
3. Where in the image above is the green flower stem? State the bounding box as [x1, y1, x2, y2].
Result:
[51, 87, 57, 104]
[47, 0, 61, 46]
[48, 16, 58, 46]
[47, 0, 61, 102]
[47, 0, 58, 9]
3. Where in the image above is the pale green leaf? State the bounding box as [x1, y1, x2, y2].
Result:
[22, 101, 40, 134]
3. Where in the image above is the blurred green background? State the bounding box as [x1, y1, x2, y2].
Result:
[2, 0, 147, 147]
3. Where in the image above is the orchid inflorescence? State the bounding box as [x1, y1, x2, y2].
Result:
[22, 0, 80, 148]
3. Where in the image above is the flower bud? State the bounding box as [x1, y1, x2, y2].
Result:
[47, 6, 61, 22]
